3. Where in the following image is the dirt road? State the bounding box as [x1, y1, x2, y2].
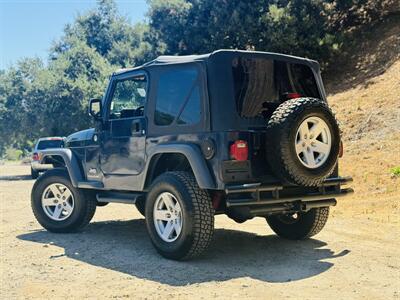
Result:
[1, 164, 399, 299]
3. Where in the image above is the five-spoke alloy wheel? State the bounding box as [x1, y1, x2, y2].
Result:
[266, 97, 341, 186]
[31, 168, 97, 233]
[146, 171, 214, 260]
[153, 192, 183, 242]
[41, 183, 75, 221]
[295, 116, 332, 169]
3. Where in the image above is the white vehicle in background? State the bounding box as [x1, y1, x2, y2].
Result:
[31, 137, 65, 179]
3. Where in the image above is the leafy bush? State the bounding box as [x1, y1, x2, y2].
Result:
[4, 148, 23, 161]
[390, 167, 400, 177]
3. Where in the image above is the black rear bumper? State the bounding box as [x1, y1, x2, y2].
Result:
[224, 176, 353, 216]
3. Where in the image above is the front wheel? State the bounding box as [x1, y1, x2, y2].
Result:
[31, 168, 97, 233]
[266, 207, 329, 240]
[31, 167, 39, 179]
[145, 171, 214, 260]
[135, 197, 146, 217]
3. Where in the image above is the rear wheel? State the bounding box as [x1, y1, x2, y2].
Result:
[266, 207, 329, 239]
[145, 171, 214, 260]
[31, 169, 96, 233]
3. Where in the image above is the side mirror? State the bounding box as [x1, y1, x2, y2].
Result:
[88, 98, 102, 120]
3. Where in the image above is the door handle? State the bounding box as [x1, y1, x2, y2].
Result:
[131, 122, 140, 133]
[131, 121, 145, 136]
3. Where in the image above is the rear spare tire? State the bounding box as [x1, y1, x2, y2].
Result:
[266, 97, 340, 186]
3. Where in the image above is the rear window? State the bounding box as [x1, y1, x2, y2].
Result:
[232, 57, 320, 118]
[37, 140, 63, 150]
[154, 67, 201, 126]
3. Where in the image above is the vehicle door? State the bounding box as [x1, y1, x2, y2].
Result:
[99, 71, 148, 175]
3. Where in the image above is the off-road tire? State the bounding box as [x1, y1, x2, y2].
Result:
[31, 167, 39, 179]
[82, 190, 108, 207]
[135, 197, 146, 217]
[266, 97, 340, 186]
[145, 171, 214, 260]
[266, 207, 330, 239]
[31, 168, 96, 233]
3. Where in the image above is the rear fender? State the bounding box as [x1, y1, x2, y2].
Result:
[145, 143, 215, 189]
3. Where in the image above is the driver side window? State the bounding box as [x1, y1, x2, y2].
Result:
[109, 75, 147, 119]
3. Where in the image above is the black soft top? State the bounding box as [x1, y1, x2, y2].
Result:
[115, 50, 327, 131]
[116, 49, 319, 70]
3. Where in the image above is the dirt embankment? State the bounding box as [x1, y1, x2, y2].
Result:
[324, 15, 400, 222]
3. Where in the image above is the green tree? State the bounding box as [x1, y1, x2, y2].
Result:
[147, 0, 192, 54]
[51, 0, 155, 68]
[0, 58, 44, 153]
[42, 41, 113, 135]
[256, 0, 337, 64]
[107, 23, 155, 67]
[1, 0, 391, 156]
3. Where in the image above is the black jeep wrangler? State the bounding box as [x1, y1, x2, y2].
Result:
[31, 50, 353, 260]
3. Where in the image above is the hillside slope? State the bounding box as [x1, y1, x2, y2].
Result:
[324, 15, 400, 222]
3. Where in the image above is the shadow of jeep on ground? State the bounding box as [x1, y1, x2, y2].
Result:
[18, 219, 350, 286]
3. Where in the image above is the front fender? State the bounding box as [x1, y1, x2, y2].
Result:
[145, 143, 215, 189]
[39, 149, 84, 187]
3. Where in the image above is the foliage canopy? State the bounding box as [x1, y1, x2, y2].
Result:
[0, 0, 392, 156]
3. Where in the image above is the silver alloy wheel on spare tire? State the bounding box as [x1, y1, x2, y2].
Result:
[295, 116, 332, 169]
[41, 183, 74, 221]
[265, 97, 340, 186]
[153, 192, 183, 242]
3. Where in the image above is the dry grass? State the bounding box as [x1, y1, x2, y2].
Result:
[325, 16, 400, 222]
[330, 60, 400, 201]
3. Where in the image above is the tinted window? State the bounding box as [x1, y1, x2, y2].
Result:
[232, 58, 320, 118]
[155, 67, 200, 126]
[177, 86, 201, 125]
[109, 75, 147, 119]
[37, 140, 63, 150]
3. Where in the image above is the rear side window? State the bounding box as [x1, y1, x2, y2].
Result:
[37, 140, 63, 150]
[232, 58, 320, 118]
[155, 67, 201, 126]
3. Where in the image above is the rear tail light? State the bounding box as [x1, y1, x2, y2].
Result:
[230, 140, 248, 161]
[339, 140, 344, 158]
[286, 92, 302, 99]
[32, 153, 39, 161]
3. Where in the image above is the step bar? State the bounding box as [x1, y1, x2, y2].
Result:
[78, 181, 104, 189]
[96, 192, 143, 204]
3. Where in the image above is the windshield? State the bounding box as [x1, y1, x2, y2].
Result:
[232, 57, 320, 118]
[37, 140, 63, 150]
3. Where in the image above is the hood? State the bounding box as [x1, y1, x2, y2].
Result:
[65, 128, 95, 147]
